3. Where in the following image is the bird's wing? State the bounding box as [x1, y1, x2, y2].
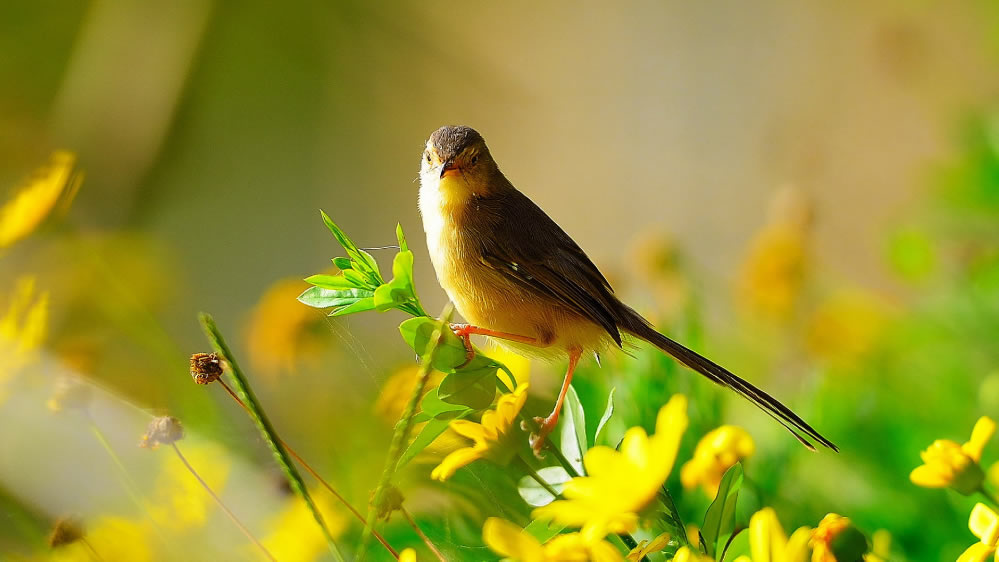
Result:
[474, 191, 623, 346]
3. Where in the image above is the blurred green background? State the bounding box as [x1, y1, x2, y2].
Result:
[3, 1, 999, 560]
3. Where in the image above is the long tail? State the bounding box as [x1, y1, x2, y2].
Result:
[621, 311, 838, 452]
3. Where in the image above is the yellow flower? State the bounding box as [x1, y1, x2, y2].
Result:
[910, 416, 995, 495]
[806, 290, 890, 364]
[959, 503, 999, 562]
[483, 517, 623, 562]
[810, 514, 866, 562]
[50, 516, 155, 562]
[627, 533, 671, 561]
[731, 507, 811, 562]
[261, 493, 346, 562]
[671, 546, 715, 562]
[246, 278, 327, 377]
[680, 425, 755, 497]
[489, 344, 532, 387]
[0, 277, 48, 404]
[533, 395, 688, 542]
[864, 530, 891, 562]
[0, 150, 80, 248]
[374, 364, 444, 424]
[430, 384, 529, 481]
[148, 441, 231, 532]
[399, 548, 417, 562]
[736, 186, 811, 321]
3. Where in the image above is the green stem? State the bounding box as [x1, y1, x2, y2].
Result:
[979, 485, 999, 508]
[359, 305, 452, 560]
[216, 381, 398, 559]
[200, 313, 344, 561]
[171, 443, 276, 561]
[516, 456, 560, 498]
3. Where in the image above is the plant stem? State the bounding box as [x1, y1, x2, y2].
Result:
[516, 456, 560, 498]
[216, 380, 398, 559]
[201, 313, 344, 561]
[359, 305, 452, 560]
[400, 506, 447, 562]
[170, 443, 276, 561]
[82, 537, 106, 562]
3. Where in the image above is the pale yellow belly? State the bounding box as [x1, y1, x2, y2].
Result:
[433, 242, 611, 361]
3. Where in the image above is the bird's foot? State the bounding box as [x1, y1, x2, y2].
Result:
[449, 323, 476, 368]
[529, 414, 559, 457]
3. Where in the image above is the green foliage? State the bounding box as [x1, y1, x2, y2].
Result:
[700, 463, 743, 560]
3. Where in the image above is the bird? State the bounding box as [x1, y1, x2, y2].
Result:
[417, 125, 837, 454]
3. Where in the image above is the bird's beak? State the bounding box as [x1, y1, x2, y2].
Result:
[440, 159, 460, 179]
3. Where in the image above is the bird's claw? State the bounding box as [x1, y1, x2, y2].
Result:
[529, 415, 557, 458]
[449, 323, 476, 369]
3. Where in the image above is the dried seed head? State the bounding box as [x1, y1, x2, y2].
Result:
[190, 352, 223, 385]
[140, 416, 184, 448]
[47, 376, 92, 413]
[48, 516, 84, 548]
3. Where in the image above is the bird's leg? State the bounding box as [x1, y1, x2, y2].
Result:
[529, 346, 582, 456]
[449, 323, 543, 367]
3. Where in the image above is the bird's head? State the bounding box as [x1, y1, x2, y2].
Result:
[420, 126, 503, 202]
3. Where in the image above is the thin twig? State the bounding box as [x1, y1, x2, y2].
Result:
[400, 506, 446, 562]
[170, 443, 276, 562]
[217, 380, 399, 559]
[201, 313, 344, 561]
[360, 305, 452, 560]
[81, 538, 106, 562]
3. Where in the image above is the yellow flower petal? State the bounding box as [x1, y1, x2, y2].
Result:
[430, 446, 483, 481]
[534, 395, 688, 543]
[957, 542, 997, 562]
[483, 517, 544, 562]
[429, 384, 528, 480]
[909, 464, 951, 488]
[449, 419, 490, 442]
[0, 151, 79, 248]
[672, 546, 715, 562]
[965, 417, 997, 462]
[970, 503, 999, 546]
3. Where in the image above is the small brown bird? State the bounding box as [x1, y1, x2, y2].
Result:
[418, 125, 837, 454]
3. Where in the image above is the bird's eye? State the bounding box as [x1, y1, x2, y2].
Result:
[424, 152, 431, 163]
[470, 155, 478, 166]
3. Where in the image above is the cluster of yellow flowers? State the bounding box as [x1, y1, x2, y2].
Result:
[910, 415, 998, 560]
[427, 382, 882, 561]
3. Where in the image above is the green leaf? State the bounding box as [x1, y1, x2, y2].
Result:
[373, 251, 416, 311]
[399, 317, 468, 371]
[396, 223, 409, 252]
[297, 287, 374, 309]
[305, 274, 361, 290]
[418, 389, 470, 418]
[319, 210, 382, 284]
[343, 269, 370, 287]
[437, 364, 497, 409]
[524, 518, 567, 544]
[332, 257, 352, 270]
[396, 409, 471, 469]
[701, 463, 744, 559]
[330, 296, 376, 317]
[560, 385, 587, 474]
[594, 388, 616, 445]
[517, 467, 571, 507]
[357, 249, 383, 284]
